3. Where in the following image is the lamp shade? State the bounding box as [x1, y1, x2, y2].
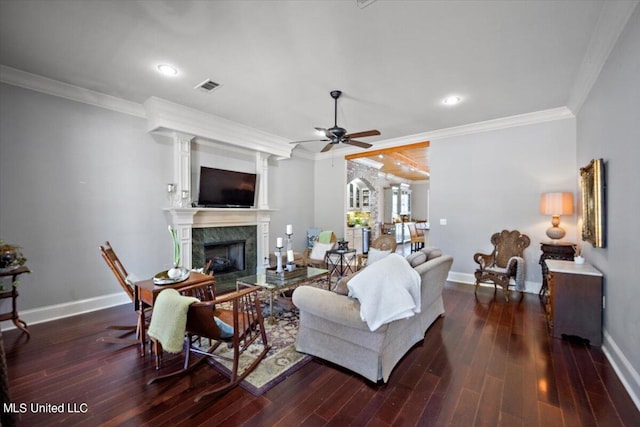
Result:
[540, 192, 573, 216]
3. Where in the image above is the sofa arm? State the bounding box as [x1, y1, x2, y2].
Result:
[292, 286, 371, 331]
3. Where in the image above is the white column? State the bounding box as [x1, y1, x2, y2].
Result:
[255, 151, 271, 273]
[255, 151, 269, 209]
[257, 212, 271, 273]
[173, 132, 194, 207]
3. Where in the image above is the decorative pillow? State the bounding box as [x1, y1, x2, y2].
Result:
[310, 241, 333, 260]
[405, 251, 427, 267]
[333, 277, 350, 295]
[332, 270, 363, 295]
[214, 317, 234, 339]
[366, 248, 391, 266]
[423, 248, 442, 260]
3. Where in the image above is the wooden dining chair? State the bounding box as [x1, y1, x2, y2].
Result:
[148, 281, 270, 402]
[407, 223, 425, 253]
[98, 241, 149, 346]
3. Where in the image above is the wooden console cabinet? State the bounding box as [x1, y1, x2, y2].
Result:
[545, 260, 603, 346]
[539, 242, 575, 297]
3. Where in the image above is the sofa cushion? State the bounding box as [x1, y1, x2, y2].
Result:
[405, 251, 427, 267]
[423, 247, 443, 260]
[333, 269, 362, 295]
[334, 277, 349, 295]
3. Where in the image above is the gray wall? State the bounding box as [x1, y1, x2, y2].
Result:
[410, 180, 429, 221]
[268, 155, 315, 251]
[313, 156, 347, 236]
[576, 6, 640, 400]
[429, 118, 577, 288]
[0, 83, 172, 309]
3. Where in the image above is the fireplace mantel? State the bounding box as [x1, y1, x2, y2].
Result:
[165, 207, 276, 272]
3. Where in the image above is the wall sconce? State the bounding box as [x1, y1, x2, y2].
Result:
[167, 183, 176, 194]
[540, 192, 574, 240]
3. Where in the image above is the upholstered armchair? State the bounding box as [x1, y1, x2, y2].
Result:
[302, 231, 337, 269]
[473, 230, 530, 301]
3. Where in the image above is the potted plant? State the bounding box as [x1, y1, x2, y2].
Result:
[0, 240, 27, 272]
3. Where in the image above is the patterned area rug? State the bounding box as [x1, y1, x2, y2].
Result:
[202, 278, 329, 396]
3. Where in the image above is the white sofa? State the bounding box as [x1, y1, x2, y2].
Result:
[292, 248, 453, 382]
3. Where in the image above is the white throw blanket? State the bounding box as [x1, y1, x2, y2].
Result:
[347, 253, 421, 331]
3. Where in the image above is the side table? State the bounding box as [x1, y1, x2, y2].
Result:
[0, 266, 31, 337]
[539, 242, 575, 298]
[325, 248, 358, 284]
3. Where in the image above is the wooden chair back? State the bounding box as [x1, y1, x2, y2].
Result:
[407, 223, 425, 252]
[99, 241, 134, 302]
[370, 235, 397, 253]
[491, 230, 531, 268]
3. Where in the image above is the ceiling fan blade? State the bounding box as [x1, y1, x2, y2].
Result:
[320, 143, 335, 153]
[343, 139, 372, 149]
[345, 130, 381, 139]
[289, 139, 329, 144]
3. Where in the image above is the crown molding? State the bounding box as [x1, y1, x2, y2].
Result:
[144, 97, 293, 158]
[314, 106, 574, 161]
[2, 63, 575, 160]
[567, 1, 639, 114]
[0, 65, 146, 117]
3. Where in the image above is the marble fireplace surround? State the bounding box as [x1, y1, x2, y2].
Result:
[193, 225, 257, 283]
[165, 207, 275, 274]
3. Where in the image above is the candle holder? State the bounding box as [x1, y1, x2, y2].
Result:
[275, 246, 284, 273]
[180, 190, 190, 208]
[286, 232, 295, 270]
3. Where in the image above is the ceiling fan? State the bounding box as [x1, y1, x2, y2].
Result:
[291, 90, 380, 152]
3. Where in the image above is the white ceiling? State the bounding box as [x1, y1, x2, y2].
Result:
[0, 1, 631, 155]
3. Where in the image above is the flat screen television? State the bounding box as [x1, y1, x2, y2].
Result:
[197, 166, 257, 208]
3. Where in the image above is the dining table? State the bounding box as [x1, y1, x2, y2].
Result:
[134, 271, 216, 357]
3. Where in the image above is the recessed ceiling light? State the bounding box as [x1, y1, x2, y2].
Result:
[157, 64, 178, 76]
[378, 154, 384, 159]
[442, 95, 462, 105]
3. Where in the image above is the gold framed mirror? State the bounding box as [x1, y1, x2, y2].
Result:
[580, 158, 605, 247]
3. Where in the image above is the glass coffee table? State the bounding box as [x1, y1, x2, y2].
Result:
[236, 267, 329, 324]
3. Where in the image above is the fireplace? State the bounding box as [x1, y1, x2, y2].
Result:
[205, 240, 246, 274]
[192, 225, 257, 284]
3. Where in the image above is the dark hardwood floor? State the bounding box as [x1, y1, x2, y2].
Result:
[3, 282, 639, 426]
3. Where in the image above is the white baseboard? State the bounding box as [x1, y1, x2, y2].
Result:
[0, 292, 130, 331]
[447, 271, 541, 294]
[602, 329, 640, 411]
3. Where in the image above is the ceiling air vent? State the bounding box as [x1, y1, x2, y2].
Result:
[195, 79, 222, 93]
[356, 0, 377, 9]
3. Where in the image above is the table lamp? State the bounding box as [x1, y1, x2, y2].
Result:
[540, 192, 573, 240]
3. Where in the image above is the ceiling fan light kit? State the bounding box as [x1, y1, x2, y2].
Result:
[291, 90, 380, 152]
